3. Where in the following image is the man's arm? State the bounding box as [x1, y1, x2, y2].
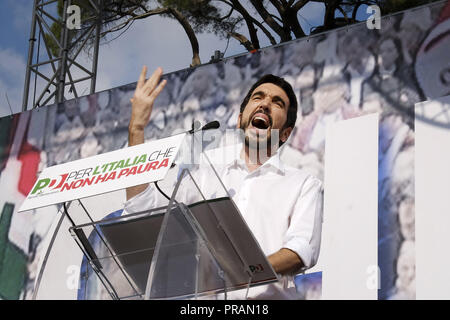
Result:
[126, 66, 167, 201]
[268, 248, 304, 275]
[270, 177, 323, 276]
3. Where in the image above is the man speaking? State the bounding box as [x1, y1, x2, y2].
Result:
[124, 66, 323, 299]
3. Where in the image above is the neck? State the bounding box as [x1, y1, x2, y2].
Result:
[242, 143, 274, 173]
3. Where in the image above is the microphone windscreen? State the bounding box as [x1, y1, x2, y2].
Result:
[201, 121, 220, 131]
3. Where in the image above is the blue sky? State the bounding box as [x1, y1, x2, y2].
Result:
[0, 1, 371, 118]
[0, 0, 31, 117]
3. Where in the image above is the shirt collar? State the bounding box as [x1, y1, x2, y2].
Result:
[224, 142, 286, 175]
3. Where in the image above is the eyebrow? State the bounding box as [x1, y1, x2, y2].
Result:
[251, 90, 287, 108]
[273, 95, 286, 108]
[251, 90, 265, 98]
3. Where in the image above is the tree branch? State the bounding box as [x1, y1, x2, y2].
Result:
[285, 8, 306, 38]
[100, 5, 201, 67]
[215, 0, 277, 46]
[229, 0, 261, 49]
[336, 5, 350, 23]
[100, 8, 170, 36]
[249, 0, 290, 41]
[323, 0, 339, 29]
[277, 0, 308, 39]
[229, 32, 255, 51]
[168, 7, 201, 67]
[219, 7, 235, 21]
[268, 0, 294, 39]
[252, 18, 277, 45]
[270, 13, 284, 24]
[268, 0, 285, 15]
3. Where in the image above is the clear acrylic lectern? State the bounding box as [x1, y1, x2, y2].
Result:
[33, 134, 278, 300]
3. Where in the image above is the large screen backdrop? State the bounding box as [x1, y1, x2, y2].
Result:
[0, 1, 449, 300]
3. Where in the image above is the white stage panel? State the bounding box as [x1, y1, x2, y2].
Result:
[416, 95, 450, 300]
[319, 113, 379, 300]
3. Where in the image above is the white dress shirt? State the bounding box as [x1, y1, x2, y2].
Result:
[123, 141, 323, 300]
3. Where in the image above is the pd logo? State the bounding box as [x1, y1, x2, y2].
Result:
[249, 264, 264, 274]
[31, 173, 68, 195]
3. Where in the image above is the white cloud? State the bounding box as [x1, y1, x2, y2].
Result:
[73, 14, 234, 94]
[0, 3, 329, 115]
[96, 15, 192, 91]
[0, 47, 26, 76]
[0, 12, 235, 115]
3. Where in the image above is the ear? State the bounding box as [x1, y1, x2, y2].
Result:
[237, 113, 242, 129]
[280, 126, 293, 143]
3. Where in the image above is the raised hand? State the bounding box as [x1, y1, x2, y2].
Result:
[128, 66, 167, 146]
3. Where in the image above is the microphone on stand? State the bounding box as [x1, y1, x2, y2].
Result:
[157, 120, 221, 200]
[199, 120, 220, 132]
[188, 120, 220, 134]
[173, 120, 221, 167]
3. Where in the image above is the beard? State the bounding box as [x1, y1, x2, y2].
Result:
[240, 111, 280, 158]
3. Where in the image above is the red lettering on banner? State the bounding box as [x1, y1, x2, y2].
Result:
[105, 171, 116, 182]
[147, 161, 159, 171]
[72, 179, 84, 189]
[126, 166, 137, 177]
[82, 176, 95, 187]
[157, 158, 169, 169]
[95, 173, 108, 184]
[118, 168, 130, 178]
[137, 164, 146, 174]
[56, 158, 171, 194]
[61, 182, 74, 192]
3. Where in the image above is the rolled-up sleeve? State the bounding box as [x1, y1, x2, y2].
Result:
[282, 176, 323, 270]
[122, 184, 158, 215]
[122, 165, 190, 215]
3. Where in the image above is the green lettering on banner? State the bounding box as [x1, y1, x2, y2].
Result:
[108, 162, 117, 172]
[113, 160, 125, 171]
[31, 178, 50, 194]
[130, 156, 138, 166]
[124, 157, 133, 167]
[93, 166, 101, 175]
[137, 154, 147, 164]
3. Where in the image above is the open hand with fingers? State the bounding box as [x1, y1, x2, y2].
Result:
[128, 66, 167, 146]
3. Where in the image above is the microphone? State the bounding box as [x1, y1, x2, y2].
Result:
[201, 120, 220, 131]
[188, 120, 221, 134]
[168, 120, 221, 171]
[159, 120, 221, 198]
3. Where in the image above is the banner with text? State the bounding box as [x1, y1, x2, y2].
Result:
[19, 133, 186, 212]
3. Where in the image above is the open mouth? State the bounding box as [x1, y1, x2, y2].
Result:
[250, 113, 271, 130]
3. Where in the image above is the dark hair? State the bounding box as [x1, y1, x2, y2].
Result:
[240, 74, 298, 129]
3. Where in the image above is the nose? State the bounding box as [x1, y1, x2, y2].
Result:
[258, 97, 271, 112]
